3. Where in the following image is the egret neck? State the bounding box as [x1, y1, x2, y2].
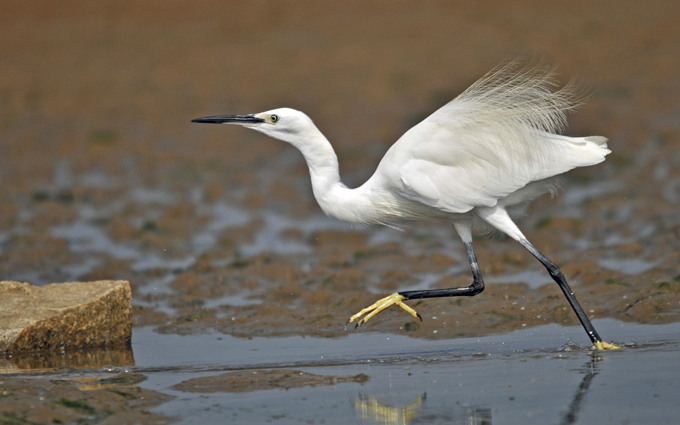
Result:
[274, 118, 374, 223]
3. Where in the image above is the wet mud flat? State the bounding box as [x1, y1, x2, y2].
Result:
[2, 0, 680, 424]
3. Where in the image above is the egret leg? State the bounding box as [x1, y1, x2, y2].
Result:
[348, 222, 485, 327]
[477, 206, 620, 350]
[518, 239, 619, 350]
[399, 222, 485, 301]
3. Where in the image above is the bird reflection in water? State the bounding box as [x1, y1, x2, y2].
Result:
[354, 393, 492, 425]
[352, 356, 602, 424]
[559, 356, 602, 425]
[354, 393, 425, 425]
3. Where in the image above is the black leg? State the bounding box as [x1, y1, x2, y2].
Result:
[518, 238, 603, 345]
[349, 210, 617, 348]
[347, 224, 485, 327]
[399, 240, 484, 301]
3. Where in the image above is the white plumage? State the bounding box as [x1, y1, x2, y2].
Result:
[192, 61, 619, 350]
[381, 64, 608, 213]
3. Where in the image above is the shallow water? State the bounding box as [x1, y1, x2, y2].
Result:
[130, 320, 680, 424]
[4, 320, 679, 424]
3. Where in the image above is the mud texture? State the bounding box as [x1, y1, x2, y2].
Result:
[172, 369, 370, 393]
[0, 373, 173, 424]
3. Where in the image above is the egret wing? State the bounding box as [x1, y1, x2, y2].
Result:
[375, 62, 610, 214]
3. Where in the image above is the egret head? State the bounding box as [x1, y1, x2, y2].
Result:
[192, 107, 317, 147]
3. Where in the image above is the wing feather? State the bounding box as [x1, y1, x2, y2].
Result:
[373, 61, 610, 214]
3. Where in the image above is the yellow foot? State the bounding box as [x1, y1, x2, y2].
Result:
[347, 293, 422, 327]
[594, 341, 622, 350]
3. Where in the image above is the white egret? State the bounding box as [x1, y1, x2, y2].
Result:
[192, 62, 619, 350]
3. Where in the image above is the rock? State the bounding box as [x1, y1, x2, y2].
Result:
[0, 280, 132, 354]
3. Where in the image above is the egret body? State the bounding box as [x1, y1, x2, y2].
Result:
[193, 63, 619, 350]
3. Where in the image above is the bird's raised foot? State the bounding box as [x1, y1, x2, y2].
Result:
[593, 341, 622, 351]
[347, 292, 422, 327]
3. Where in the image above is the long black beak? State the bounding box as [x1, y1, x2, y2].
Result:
[191, 114, 265, 124]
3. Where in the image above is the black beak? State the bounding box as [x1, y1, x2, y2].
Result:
[191, 114, 265, 124]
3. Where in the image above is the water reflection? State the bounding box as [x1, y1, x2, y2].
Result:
[353, 356, 605, 425]
[354, 392, 492, 425]
[0, 345, 135, 373]
[354, 393, 426, 425]
[559, 357, 601, 425]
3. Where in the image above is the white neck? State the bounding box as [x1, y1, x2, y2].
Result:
[251, 109, 406, 224]
[292, 129, 384, 224]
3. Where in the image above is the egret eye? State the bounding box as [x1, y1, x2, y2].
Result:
[270, 114, 279, 123]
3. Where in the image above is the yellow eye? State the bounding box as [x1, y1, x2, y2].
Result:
[270, 114, 279, 123]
